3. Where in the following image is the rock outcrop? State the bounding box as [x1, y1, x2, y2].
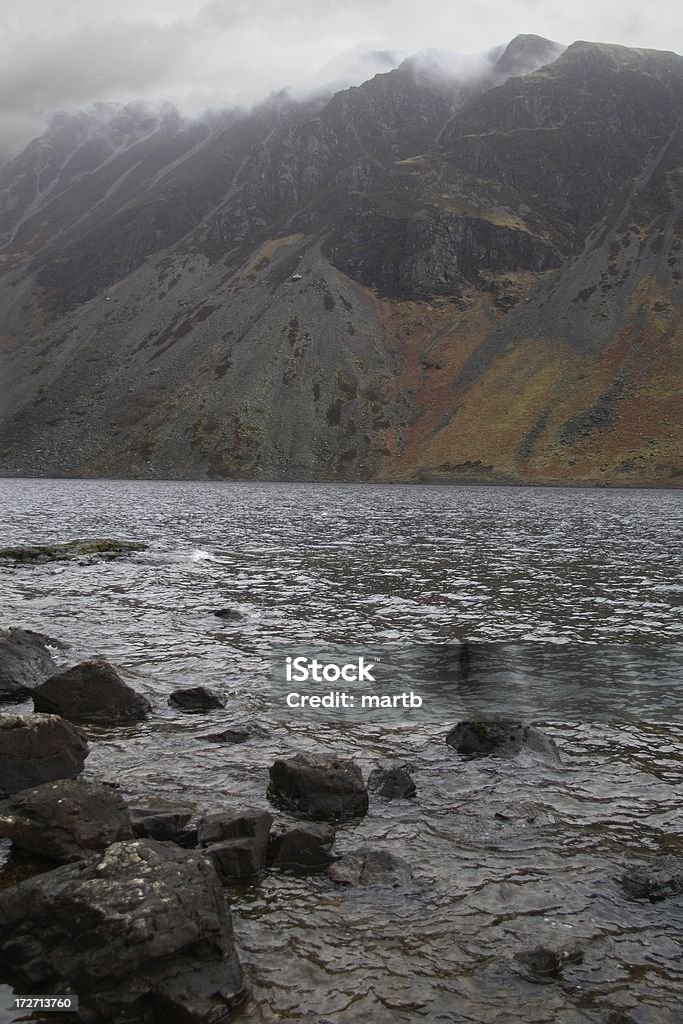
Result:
[268, 753, 369, 821]
[32, 660, 151, 725]
[198, 807, 273, 884]
[446, 721, 561, 762]
[367, 762, 417, 799]
[269, 822, 337, 873]
[329, 846, 414, 887]
[168, 686, 227, 712]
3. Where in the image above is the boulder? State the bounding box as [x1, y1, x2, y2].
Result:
[269, 823, 337, 873]
[199, 722, 269, 744]
[198, 808, 272, 885]
[0, 779, 133, 863]
[620, 857, 683, 901]
[0, 714, 88, 797]
[169, 686, 226, 712]
[329, 847, 414, 888]
[0, 839, 246, 1022]
[0, 627, 58, 702]
[129, 800, 195, 844]
[268, 753, 368, 821]
[367, 762, 416, 800]
[514, 944, 584, 978]
[32, 660, 151, 725]
[445, 721, 561, 763]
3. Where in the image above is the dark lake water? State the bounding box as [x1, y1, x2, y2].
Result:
[1, 479, 682, 1023]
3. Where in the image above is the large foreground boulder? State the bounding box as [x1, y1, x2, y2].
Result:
[0, 627, 58, 702]
[0, 839, 247, 1023]
[446, 721, 561, 763]
[0, 779, 133, 863]
[269, 823, 337, 873]
[329, 847, 414, 888]
[33, 660, 151, 725]
[198, 808, 272, 885]
[0, 713, 88, 797]
[268, 753, 368, 821]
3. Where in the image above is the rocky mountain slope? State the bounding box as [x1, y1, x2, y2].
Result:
[0, 34, 680, 486]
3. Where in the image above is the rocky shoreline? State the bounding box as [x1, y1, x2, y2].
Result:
[1, 625, 681, 1023]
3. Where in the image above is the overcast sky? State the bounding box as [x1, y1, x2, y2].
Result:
[1, 0, 682, 154]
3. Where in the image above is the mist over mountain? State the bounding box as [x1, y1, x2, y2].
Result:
[0, 33, 680, 487]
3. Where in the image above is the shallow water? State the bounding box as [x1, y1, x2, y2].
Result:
[0, 479, 682, 1023]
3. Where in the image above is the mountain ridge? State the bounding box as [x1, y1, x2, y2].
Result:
[0, 34, 680, 487]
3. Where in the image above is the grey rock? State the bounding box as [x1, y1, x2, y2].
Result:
[367, 762, 416, 800]
[445, 720, 561, 763]
[0, 627, 58, 702]
[198, 808, 272, 884]
[269, 822, 337, 873]
[169, 686, 227, 712]
[0, 539, 146, 565]
[129, 801, 194, 844]
[268, 753, 368, 821]
[199, 722, 269, 744]
[621, 857, 683, 901]
[0, 838, 246, 1022]
[0, 713, 88, 797]
[329, 846, 414, 888]
[33, 660, 151, 725]
[211, 608, 243, 621]
[0, 779, 133, 862]
[514, 944, 584, 979]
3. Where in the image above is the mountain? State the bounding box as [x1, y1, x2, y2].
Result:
[0, 34, 680, 487]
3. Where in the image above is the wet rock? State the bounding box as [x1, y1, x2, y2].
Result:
[0, 713, 88, 797]
[268, 753, 369, 821]
[199, 722, 269, 743]
[129, 800, 194, 844]
[0, 838, 247, 1022]
[169, 686, 227, 712]
[329, 846, 414, 887]
[198, 808, 272, 884]
[32, 660, 151, 725]
[446, 720, 561, 762]
[0, 779, 133, 863]
[620, 857, 683, 901]
[367, 762, 416, 800]
[211, 608, 243, 621]
[514, 943, 584, 979]
[0, 627, 59, 703]
[269, 823, 337, 873]
[0, 539, 147, 565]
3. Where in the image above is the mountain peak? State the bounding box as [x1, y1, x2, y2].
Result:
[494, 33, 565, 77]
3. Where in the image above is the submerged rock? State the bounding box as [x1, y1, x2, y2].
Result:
[211, 608, 243, 621]
[0, 713, 88, 797]
[200, 722, 269, 743]
[0, 779, 133, 863]
[169, 686, 227, 712]
[129, 801, 195, 844]
[515, 943, 584, 979]
[198, 807, 272, 885]
[0, 838, 247, 1022]
[268, 753, 369, 821]
[620, 857, 683, 901]
[33, 660, 151, 725]
[446, 720, 561, 763]
[0, 538, 147, 565]
[367, 762, 416, 800]
[269, 823, 337, 873]
[0, 627, 59, 702]
[329, 846, 414, 888]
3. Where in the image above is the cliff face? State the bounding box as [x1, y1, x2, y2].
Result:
[0, 35, 680, 486]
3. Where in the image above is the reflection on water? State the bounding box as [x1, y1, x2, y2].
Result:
[0, 479, 682, 1023]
